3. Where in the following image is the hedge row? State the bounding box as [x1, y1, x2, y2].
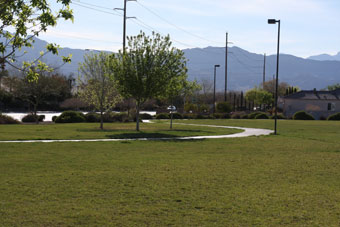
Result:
[155, 112, 231, 120]
[52, 111, 134, 123]
[3, 111, 340, 125]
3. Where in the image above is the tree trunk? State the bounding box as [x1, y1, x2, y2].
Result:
[34, 104, 39, 124]
[170, 111, 173, 130]
[136, 102, 140, 131]
[100, 110, 104, 130]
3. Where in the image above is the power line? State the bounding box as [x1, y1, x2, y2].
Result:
[72, 0, 116, 11]
[131, 18, 223, 55]
[48, 33, 122, 44]
[136, 0, 224, 45]
[230, 52, 263, 68]
[229, 52, 262, 74]
[70, 1, 225, 55]
[71, 2, 122, 16]
[236, 49, 263, 62]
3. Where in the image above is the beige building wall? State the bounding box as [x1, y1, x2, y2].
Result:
[283, 99, 340, 119]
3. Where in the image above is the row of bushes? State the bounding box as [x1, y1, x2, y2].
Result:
[52, 111, 134, 123]
[1, 111, 340, 124]
[229, 112, 285, 120]
[0, 114, 44, 124]
[155, 112, 231, 120]
[291, 111, 339, 120]
[231, 111, 340, 121]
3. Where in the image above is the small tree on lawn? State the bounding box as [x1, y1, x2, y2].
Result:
[78, 52, 122, 130]
[114, 31, 188, 131]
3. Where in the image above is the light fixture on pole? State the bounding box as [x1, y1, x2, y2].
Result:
[268, 19, 281, 135]
[213, 64, 220, 114]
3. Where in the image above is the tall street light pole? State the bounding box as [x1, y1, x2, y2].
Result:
[213, 64, 220, 114]
[268, 19, 281, 135]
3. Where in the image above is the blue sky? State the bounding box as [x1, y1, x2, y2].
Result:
[39, 0, 340, 58]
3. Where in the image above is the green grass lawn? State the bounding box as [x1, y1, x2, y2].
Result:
[1, 120, 340, 226]
[0, 121, 241, 141]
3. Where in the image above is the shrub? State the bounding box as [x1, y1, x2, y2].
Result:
[52, 116, 57, 122]
[319, 116, 327, 120]
[85, 113, 100, 122]
[255, 113, 269, 119]
[156, 113, 169, 119]
[327, 113, 340, 121]
[0, 114, 20, 124]
[241, 114, 249, 119]
[184, 103, 198, 113]
[248, 112, 265, 119]
[183, 113, 197, 119]
[39, 115, 45, 122]
[102, 112, 129, 123]
[199, 104, 209, 114]
[111, 113, 129, 122]
[170, 112, 182, 119]
[216, 102, 232, 113]
[196, 114, 206, 119]
[102, 112, 115, 123]
[139, 113, 153, 120]
[293, 111, 315, 120]
[213, 113, 231, 119]
[231, 113, 241, 119]
[22, 114, 45, 123]
[55, 111, 86, 123]
[270, 114, 286, 119]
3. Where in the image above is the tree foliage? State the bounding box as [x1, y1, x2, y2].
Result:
[327, 83, 340, 91]
[0, 0, 73, 81]
[261, 79, 291, 96]
[245, 88, 273, 105]
[216, 102, 232, 113]
[114, 31, 188, 131]
[13, 72, 71, 121]
[78, 52, 122, 130]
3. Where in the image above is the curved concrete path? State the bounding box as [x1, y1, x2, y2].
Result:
[0, 122, 273, 143]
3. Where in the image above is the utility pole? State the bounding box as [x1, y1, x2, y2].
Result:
[213, 64, 220, 114]
[123, 0, 127, 49]
[224, 32, 228, 102]
[115, 0, 136, 50]
[263, 53, 266, 89]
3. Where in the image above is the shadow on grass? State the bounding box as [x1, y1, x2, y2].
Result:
[106, 132, 179, 139]
[78, 128, 209, 133]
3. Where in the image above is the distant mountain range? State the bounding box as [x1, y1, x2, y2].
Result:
[2, 36, 340, 91]
[308, 52, 340, 61]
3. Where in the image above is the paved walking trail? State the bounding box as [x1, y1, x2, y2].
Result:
[0, 122, 273, 143]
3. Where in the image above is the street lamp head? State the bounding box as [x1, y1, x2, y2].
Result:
[215, 64, 220, 68]
[268, 19, 278, 24]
